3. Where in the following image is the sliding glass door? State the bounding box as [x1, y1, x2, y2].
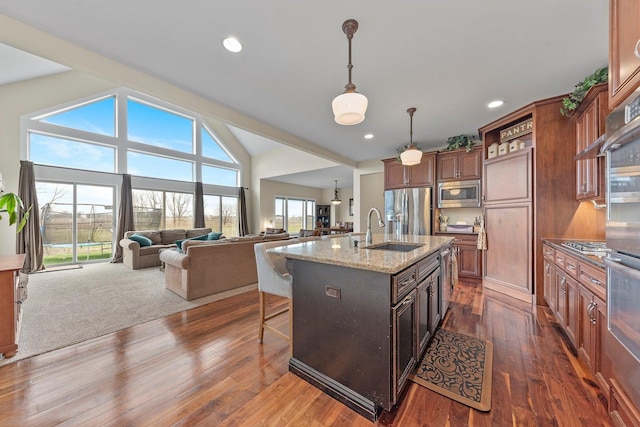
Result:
[37, 182, 115, 266]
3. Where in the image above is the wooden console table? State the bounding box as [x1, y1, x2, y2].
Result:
[0, 254, 26, 359]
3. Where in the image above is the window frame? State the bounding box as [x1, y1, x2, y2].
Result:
[274, 196, 316, 233]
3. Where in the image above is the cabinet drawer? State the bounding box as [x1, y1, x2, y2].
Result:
[555, 251, 566, 269]
[543, 244, 555, 261]
[564, 254, 579, 279]
[393, 266, 417, 304]
[416, 254, 439, 283]
[578, 262, 606, 300]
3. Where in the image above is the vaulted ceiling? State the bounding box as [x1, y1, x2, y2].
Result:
[0, 1, 609, 188]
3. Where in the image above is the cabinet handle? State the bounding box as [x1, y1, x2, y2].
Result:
[546, 264, 550, 273]
[589, 277, 601, 286]
[588, 301, 597, 325]
[635, 39, 640, 60]
[567, 264, 576, 271]
[400, 279, 413, 287]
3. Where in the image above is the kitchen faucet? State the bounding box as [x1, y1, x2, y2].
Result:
[366, 207, 385, 245]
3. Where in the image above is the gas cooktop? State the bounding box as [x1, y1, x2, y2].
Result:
[561, 241, 610, 256]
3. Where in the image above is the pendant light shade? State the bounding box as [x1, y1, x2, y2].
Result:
[331, 180, 342, 205]
[333, 19, 368, 126]
[400, 107, 422, 166]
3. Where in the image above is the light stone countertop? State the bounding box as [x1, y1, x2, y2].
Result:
[268, 234, 454, 274]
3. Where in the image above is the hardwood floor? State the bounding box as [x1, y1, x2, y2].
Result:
[0, 280, 612, 426]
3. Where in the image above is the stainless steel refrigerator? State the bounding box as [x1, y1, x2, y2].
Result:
[383, 187, 432, 238]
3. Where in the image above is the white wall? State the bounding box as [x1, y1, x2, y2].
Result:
[358, 173, 385, 234]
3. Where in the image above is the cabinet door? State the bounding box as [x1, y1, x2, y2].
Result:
[393, 290, 417, 401]
[483, 203, 533, 302]
[428, 271, 440, 336]
[556, 270, 567, 326]
[436, 152, 457, 181]
[577, 101, 600, 200]
[458, 148, 482, 180]
[409, 153, 435, 187]
[609, 0, 640, 109]
[483, 149, 532, 205]
[456, 242, 482, 279]
[544, 259, 557, 311]
[384, 160, 407, 190]
[416, 279, 431, 357]
[594, 295, 611, 395]
[578, 285, 595, 370]
[565, 274, 579, 347]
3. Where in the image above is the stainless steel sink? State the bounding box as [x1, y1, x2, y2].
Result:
[365, 242, 424, 252]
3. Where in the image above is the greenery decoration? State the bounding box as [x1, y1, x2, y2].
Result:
[444, 135, 476, 152]
[0, 191, 31, 233]
[560, 67, 608, 117]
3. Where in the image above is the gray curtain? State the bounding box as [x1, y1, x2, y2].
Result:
[111, 174, 134, 263]
[238, 187, 249, 236]
[16, 161, 44, 273]
[194, 182, 205, 228]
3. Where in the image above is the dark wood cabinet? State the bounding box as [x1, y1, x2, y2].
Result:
[393, 289, 417, 402]
[383, 153, 435, 190]
[609, 0, 640, 109]
[573, 83, 609, 201]
[479, 95, 590, 305]
[437, 233, 481, 280]
[436, 146, 482, 182]
[543, 242, 611, 406]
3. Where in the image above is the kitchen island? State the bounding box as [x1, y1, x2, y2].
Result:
[269, 234, 453, 420]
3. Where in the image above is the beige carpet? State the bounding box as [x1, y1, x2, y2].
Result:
[0, 262, 256, 365]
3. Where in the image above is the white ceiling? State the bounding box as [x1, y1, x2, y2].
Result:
[0, 1, 609, 189]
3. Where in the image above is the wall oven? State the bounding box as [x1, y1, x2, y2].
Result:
[604, 94, 640, 409]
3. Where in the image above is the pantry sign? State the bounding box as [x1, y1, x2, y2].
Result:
[500, 119, 533, 142]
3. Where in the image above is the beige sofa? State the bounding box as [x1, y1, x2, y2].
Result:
[120, 228, 212, 270]
[159, 233, 298, 300]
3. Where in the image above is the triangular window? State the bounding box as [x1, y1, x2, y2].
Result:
[39, 96, 115, 137]
[202, 127, 234, 162]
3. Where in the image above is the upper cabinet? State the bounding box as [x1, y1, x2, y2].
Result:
[383, 152, 435, 190]
[573, 83, 610, 201]
[609, 0, 640, 109]
[436, 146, 482, 182]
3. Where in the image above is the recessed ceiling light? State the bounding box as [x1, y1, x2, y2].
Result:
[364, 133, 374, 140]
[222, 37, 242, 53]
[487, 100, 504, 109]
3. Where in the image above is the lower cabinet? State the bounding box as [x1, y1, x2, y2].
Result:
[416, 267, 441, 358]
[437, 233, 482, 280]
[542, 242, 610, 403]
[393, 289, 417, 401]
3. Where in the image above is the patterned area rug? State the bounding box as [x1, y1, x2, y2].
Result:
[409, 328, 493, 411]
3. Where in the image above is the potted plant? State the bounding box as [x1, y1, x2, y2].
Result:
[444, 135, 476, 152]
[0, 175, 30, 232]
[560, 67, 608, 117]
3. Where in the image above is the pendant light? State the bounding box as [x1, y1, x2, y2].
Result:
[332, 19, 368, 126]
[400, 107, 422, 166]
[331, 180, 342, 205]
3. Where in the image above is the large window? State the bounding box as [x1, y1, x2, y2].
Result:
[274, 197, 316, 234]
[24, 88, 244, 265]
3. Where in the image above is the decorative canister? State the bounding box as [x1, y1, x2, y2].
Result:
[488, 142, 499, 158]
[498, 143, 508, 156]
[509, 139, 520, 153]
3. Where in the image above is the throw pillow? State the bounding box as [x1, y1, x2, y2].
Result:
[207, 232, 223, 240]
[175, 234, 210, 252]
[129, 233, 153, 247]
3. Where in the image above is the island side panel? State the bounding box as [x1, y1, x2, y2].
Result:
[288, 259, 393, 410]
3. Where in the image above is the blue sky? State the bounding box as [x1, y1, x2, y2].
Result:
[34, 95, 237, 186]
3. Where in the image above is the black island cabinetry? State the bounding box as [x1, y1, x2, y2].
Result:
[274, 236, 452, 421]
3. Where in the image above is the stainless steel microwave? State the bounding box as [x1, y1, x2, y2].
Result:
[437, 180, 481, 208]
